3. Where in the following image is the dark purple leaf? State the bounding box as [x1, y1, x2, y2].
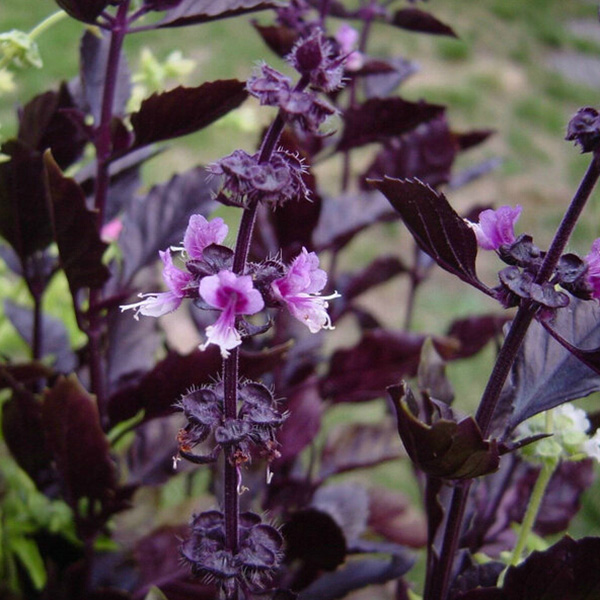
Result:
[44, 151, 110, 292]
[18, 83, 88, 169]
[119, 166, 216, 284]
[362, 56, 419, 99]
[283, 509, 347, 571]
[107, 346, 280, 427]
[76, 146, 160, 223]
[368, 487, 427, 548]
[392, 8, 458, 37]
[4, 300, 77, 372]
[143, 0, 185, 10]
[389, 383, 500, 479]
[332, 255, 408, 320]
[447, 314, 509, 359]
[252, 22, 299, 58]
[43, 375, 117, 507]
[105, 307, 161, 394]
[508, 299, 600, 428]
[54, 0, 110, 23]
[370, 178, 492, 294]
[130, 80, 247, 147]
[157, 0, 280, 27]
[455, 129, 495, 152]
[361, 115, 458, 189]
[134, 526, 217, 599]
[299, 556, 413, 600]
[313, 190, 395, 251]
[337, 97, 445, 151]
[2, 388, 53, 489]
[0, 362, 53, 390]
[312, 483, 370, 542]
[418, 338, 454, 404]
[458, 537, 600, 600]
[320, 328, 455, 403]
[276, 377, 323, 463]
[0, 140, 52, 259]
[107, 348, 222, 426]
[451, 560, 505, 599]
[319, 421, 404, 479]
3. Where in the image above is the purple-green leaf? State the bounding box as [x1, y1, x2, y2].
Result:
[389, 383, 500, 479]
[130, 81, 247, 147]
[43, 151, 110, 292]
[370, 177, 492, 294]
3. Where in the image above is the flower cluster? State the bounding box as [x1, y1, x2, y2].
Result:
[208, 148, 310, 207]
[519, 403, 600, 464]
[176, 380, 285, 466]
[466, 205, 600, 308]
[181, 510, 283, 597]
[247, 63, 336, 133]
[122, 216, 338, 357]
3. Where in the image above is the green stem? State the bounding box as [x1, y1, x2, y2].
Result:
[509, 460, 556, 567]
[28, 10, 68, 40]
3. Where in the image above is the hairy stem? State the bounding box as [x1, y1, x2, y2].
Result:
[221, 74, 311, 594]
[427, 152, 600, 600]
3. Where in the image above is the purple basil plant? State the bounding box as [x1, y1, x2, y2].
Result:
[3, 1, 600, 600]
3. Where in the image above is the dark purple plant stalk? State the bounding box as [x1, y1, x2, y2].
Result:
[427, 151, 600, 600]
[87, 0, 131, 426]
[223, 73, 309, 576]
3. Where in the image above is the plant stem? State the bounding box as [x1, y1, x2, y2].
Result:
[28, 9, 67, 40]
[88, 0, 131, 427]
[509, 460, 555, 567]
[220, 74, 311, 595]
[427, 152, 600, 600]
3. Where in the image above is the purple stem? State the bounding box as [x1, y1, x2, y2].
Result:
[427, 152, 600, 600]
[88, 0, 131, 427]
[221, 75, 310, 592]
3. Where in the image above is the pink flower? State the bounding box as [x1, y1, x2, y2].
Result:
[335, 24, 363, 71]
[101, 218, 123, 242]
[199, 270, 264, 357]
[120, 250, 192, 319]
[584, 238, 600, 299]
[271, 247, 340, 333]
[183, 215, 228, 259]
[469, 205, 522, 250]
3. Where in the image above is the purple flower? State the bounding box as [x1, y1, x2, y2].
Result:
[209, 148, 309, 206]
[271, 247, 340, 333]
[287, 29, 345, 91]
[121, 250, 191, 319]
[199, 270, 264, 357]
[584, 238, 600, 300]
[469, 205, 522, 251]
[335, 24, 363, 71]
[246, 63, 337, 133]
[183, 214, 228, 260]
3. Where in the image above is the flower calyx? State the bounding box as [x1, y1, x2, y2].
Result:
[181, 510, 283, 596]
